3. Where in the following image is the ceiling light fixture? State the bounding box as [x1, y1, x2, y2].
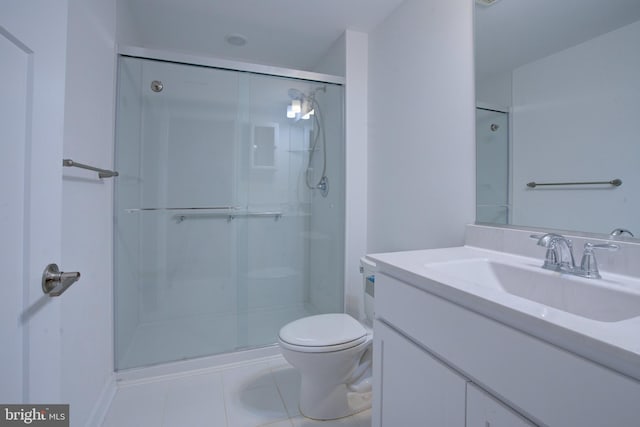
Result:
[225, 33, 247, 47]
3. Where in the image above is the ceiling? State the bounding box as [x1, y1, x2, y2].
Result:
[118, 0, 406, 71]
[476, 0, 640, 80]
[119, 1, 640, 80]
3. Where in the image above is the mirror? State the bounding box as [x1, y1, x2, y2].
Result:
[475, 0, 640, 239]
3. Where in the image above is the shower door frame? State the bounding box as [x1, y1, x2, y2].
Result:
[119, 46, 345, 86]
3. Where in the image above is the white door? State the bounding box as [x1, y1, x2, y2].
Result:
[0, 2, 67, 403]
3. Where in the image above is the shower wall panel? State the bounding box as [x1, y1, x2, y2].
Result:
[308, 86, 345, 314]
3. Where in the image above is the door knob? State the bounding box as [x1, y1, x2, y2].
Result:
[42, 263, 81, 296]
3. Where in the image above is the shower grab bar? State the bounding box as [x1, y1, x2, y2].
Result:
[125, 206, 239, 213]
[526, 179, 622, 188]
[174, 211, 283, 223]
[63, 159, 119, 178]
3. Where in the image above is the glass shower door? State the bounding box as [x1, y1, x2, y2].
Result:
[235, 74, 345, 350]
[115, 57, 245, 369]
[114, 56, 344, 370]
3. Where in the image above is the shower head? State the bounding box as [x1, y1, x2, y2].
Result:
[288, 86, 326, 101]
[286, 86, 326, 121]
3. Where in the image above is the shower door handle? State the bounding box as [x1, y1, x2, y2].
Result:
[42, 263, 81, 296]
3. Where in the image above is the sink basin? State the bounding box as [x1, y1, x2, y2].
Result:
[425, 258, 640, 322]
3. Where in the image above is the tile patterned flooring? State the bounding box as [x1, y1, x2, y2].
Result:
[102, 356, 371, 427]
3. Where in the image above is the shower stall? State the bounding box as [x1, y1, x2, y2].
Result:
[114, 56, 345, 370]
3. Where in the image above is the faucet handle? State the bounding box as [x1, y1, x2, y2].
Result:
[578, 243, 620, 279]
[531, 233, 573, 251]
[531, 234, 564, 271]
[610, 228, 634, 237]
[530, 233, 569, 246]
[585, 242, 619, 252]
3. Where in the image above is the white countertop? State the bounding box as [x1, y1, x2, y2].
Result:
[367, 245, 640, 382]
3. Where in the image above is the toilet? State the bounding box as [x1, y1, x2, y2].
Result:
[278, 257, 375, 420]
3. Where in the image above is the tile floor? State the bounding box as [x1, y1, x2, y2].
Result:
[102, 355, 371, 427]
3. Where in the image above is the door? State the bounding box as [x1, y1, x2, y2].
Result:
[0, 2, 66, 403]
[373, 321, 467, 426]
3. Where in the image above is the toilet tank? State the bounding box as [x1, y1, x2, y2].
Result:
[360, 257, 376, 327]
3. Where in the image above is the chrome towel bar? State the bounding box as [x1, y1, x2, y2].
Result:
[175, 211, 283, 223]
[63, 159, 118, 178]
[126, 206, 238, 212]
[526, 179, 621, 188]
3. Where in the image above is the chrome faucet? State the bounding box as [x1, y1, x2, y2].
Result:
[532, 233, 576, 272]
[531, 233, 619, 279]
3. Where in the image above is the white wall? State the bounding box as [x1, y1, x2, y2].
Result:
[314, 29, 370, 320]
[511, 19, 640, 234]
[61, 0, 116, 424]
[313, 33, 346, 77]
[476, 70, 512, 109]
[343, 30, 369, 319]
[367, 0, 476, 253]
[115, 0, 140, 48]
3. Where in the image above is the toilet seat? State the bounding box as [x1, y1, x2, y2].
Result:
[279, 313, 369, 353]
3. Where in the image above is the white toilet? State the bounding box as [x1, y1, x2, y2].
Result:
[278, 258, 375, 420]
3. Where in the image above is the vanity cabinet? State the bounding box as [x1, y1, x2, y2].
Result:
[372, 272, 640, 427]
[373, 320, 467, 426]
[373, 320, 534, 427]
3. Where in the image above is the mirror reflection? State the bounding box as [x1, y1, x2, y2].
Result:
[475, 0, 640, 238]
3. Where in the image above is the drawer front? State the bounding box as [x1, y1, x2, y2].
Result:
[376, 273, 640, 427]
[466, 383, 536, 427]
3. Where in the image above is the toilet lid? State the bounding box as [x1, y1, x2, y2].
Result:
[279, 313, 367, 347]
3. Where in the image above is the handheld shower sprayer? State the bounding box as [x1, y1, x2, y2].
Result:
[288, 86, 329, 196]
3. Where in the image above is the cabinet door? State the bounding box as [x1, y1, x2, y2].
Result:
[373, 320, 467, 427]
[466, 383, 536, 427]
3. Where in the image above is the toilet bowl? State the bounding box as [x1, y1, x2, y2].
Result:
[277, 257, 376, 420]
[278, 313, 373, 420]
